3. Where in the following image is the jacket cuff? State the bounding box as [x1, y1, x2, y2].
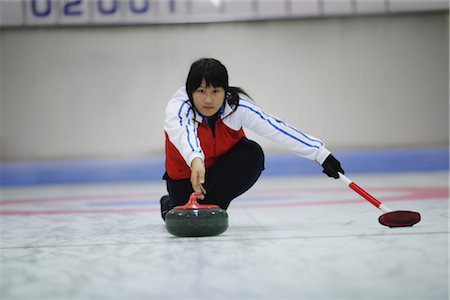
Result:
[315, 147, 332, 165]
[186, 152, 204, 168]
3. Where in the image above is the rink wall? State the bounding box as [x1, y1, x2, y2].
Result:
[1, 12, 448, 160]
[1, 147, 448, 186]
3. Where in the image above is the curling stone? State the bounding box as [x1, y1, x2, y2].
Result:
[165, 192, 228, 237]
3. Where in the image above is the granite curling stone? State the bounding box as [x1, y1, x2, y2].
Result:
[165, 192, 228, 237]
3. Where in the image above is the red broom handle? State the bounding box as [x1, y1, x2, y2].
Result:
[348, 182, 382, 208]
[338, 173, 392, 212]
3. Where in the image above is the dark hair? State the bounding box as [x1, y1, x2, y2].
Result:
[185, 58, 250, 109]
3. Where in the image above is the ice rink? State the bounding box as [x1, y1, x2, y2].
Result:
[1, 170, 448, 300]
[1, 3, 448, 300]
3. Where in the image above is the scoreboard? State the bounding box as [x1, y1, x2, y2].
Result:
[0, 0, 448, 27]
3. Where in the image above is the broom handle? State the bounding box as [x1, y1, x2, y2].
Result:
[338, 172, 392, 213]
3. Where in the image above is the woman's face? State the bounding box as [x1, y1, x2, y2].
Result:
[192, 79, 225, 117]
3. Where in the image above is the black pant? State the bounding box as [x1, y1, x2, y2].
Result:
[161, 138, 265, 219]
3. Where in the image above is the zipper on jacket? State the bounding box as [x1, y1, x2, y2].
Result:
[201, 121, 217, 161]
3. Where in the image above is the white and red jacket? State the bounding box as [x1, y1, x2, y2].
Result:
[164, 87, 331, 180]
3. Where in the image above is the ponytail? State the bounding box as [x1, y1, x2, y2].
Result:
[227, 86, 251, 110]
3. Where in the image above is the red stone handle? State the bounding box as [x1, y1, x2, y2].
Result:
[174, 192, 220, 210]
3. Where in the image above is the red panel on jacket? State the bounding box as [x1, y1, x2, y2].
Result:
[165, 118, 245, 180]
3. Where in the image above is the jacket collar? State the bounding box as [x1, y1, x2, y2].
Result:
[193, 102, 233, 123]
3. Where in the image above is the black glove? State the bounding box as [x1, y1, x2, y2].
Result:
[321, 154, 345, 179]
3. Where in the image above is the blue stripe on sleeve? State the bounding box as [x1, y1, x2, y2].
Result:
[263, 112, 324, 146]
[185, 125, 195, 152]
[240, 98, 323, 146]
[185, 107, 192, 119]
[177, 99, 198, 153]
[239, 101, 321, 149]
[193, 120, 200, 150]
[177, 100, 191, 126]
[177, 99, 201, 154]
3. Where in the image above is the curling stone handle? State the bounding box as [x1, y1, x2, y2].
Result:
[187, 192, 205, 205]
[173, 192, 218, 210]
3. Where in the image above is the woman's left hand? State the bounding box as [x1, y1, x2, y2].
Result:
[321, 154, 345, 179]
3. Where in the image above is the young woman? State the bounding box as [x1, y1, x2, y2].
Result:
[160, 58, 344, 220]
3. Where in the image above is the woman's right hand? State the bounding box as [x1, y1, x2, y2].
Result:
[190, 157, 207, 194]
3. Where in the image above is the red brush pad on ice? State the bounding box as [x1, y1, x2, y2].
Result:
[378, 210, 421, 228]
